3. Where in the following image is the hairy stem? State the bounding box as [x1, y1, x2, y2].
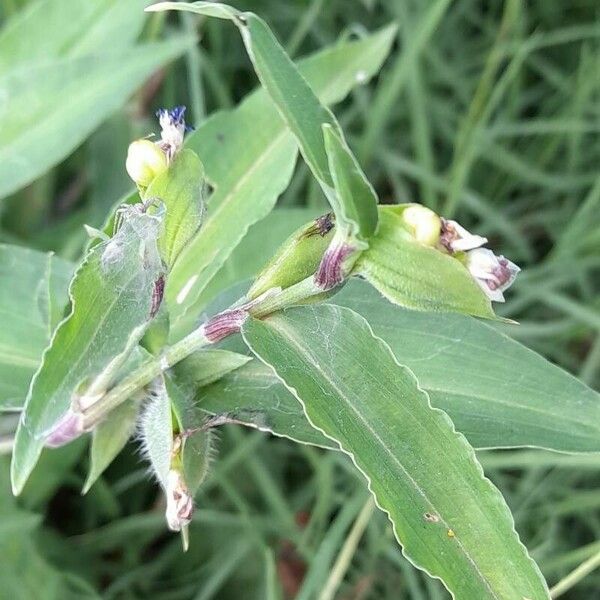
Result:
[82, 326, 209, 428]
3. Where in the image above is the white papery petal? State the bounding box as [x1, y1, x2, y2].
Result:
[466, 248, 519, 303]
[441, 219, 488, 252]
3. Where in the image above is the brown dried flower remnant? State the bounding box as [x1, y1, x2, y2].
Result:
[165, 469, 194, 532]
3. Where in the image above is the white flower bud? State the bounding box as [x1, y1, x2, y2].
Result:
[402, 205, 442, 246]
[165, 469, 194, 531]
[466, 248, 520, 302]
[125, 139, 168, 187]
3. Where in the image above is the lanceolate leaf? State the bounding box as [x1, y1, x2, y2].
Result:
[323, 124, 378, 241]
[336, 281, 600, 453]
[199, 280, 600, 453]
[166, 376, 211, 495]
[141, 377, 173, 490]
[151, 2, 378, 243]
[234, 8, 380, 243]
[11, 209, 164, 494]
[145, 149, 206, 269]
[355, 206, 496, 318]
[196, 360, 334, 449]
[83, 393, 142, 494]
[242, 305, 549, 598]
[174, 349, 251, 389]
[0, 245, 72, 410]
[150, 1, 339, 187]
[238, 11, 339, 189]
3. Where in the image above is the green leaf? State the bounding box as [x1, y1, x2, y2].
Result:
[238, 11, 339, 188]
[201, 280, 600, 454]
[140, 377, 173, 490]
[227, 6, 379, 240]
[174, 349, 251, 389]
[0, 245, 72, 410]
[150, 2, 339, 186]
[336, 281, 600, 453]
[196, 360, 334, 449]
[11, 209, 164, 494]
[355, 206, 496, 318]
[0, 38, 190, 199]
[143, 10, 395, 335]
[152, 2, 380, 242]
[0, 457, 99, 600]
[0, 0, 152, 71]
[242, 305, 549, 598]
[141, 374, 212, 497]
[83, 395, 142, 494]
[166, 376, 212, 495]
[322, 124, 378, 241]
[192, 207, 321, 316]
[145, 149, 206, 269]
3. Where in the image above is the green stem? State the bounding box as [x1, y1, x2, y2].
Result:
[82, 327, 209, 428]
[550, 547, 600, 598]
[250, 276, 323, 317]
[81, 275, 328, 429]
[319, 497, 375, 600]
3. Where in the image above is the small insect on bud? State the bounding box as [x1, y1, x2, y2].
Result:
[150, 275, 165, 319]
[247, 213, 335, 300]
[165, 469, 194, 531]
[400, 205, 442, 246]
[465, 248, 520, 302]
[125, 139, 168, 187]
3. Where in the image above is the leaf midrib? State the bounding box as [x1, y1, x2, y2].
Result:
[253, 312, 502, 598]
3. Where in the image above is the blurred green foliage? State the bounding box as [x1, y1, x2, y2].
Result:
[0, 0, 599, 598]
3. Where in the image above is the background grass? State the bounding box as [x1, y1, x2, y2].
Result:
[0, 0, 599, 598]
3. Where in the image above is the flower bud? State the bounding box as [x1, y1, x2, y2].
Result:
[314, 235, 357, 290]
[165, 469, 194, 531]
[125, 139, 168, 187]
[400, 205, 442, 246]
[247, 213, 335, 300]
[45, 409, 84, 448]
